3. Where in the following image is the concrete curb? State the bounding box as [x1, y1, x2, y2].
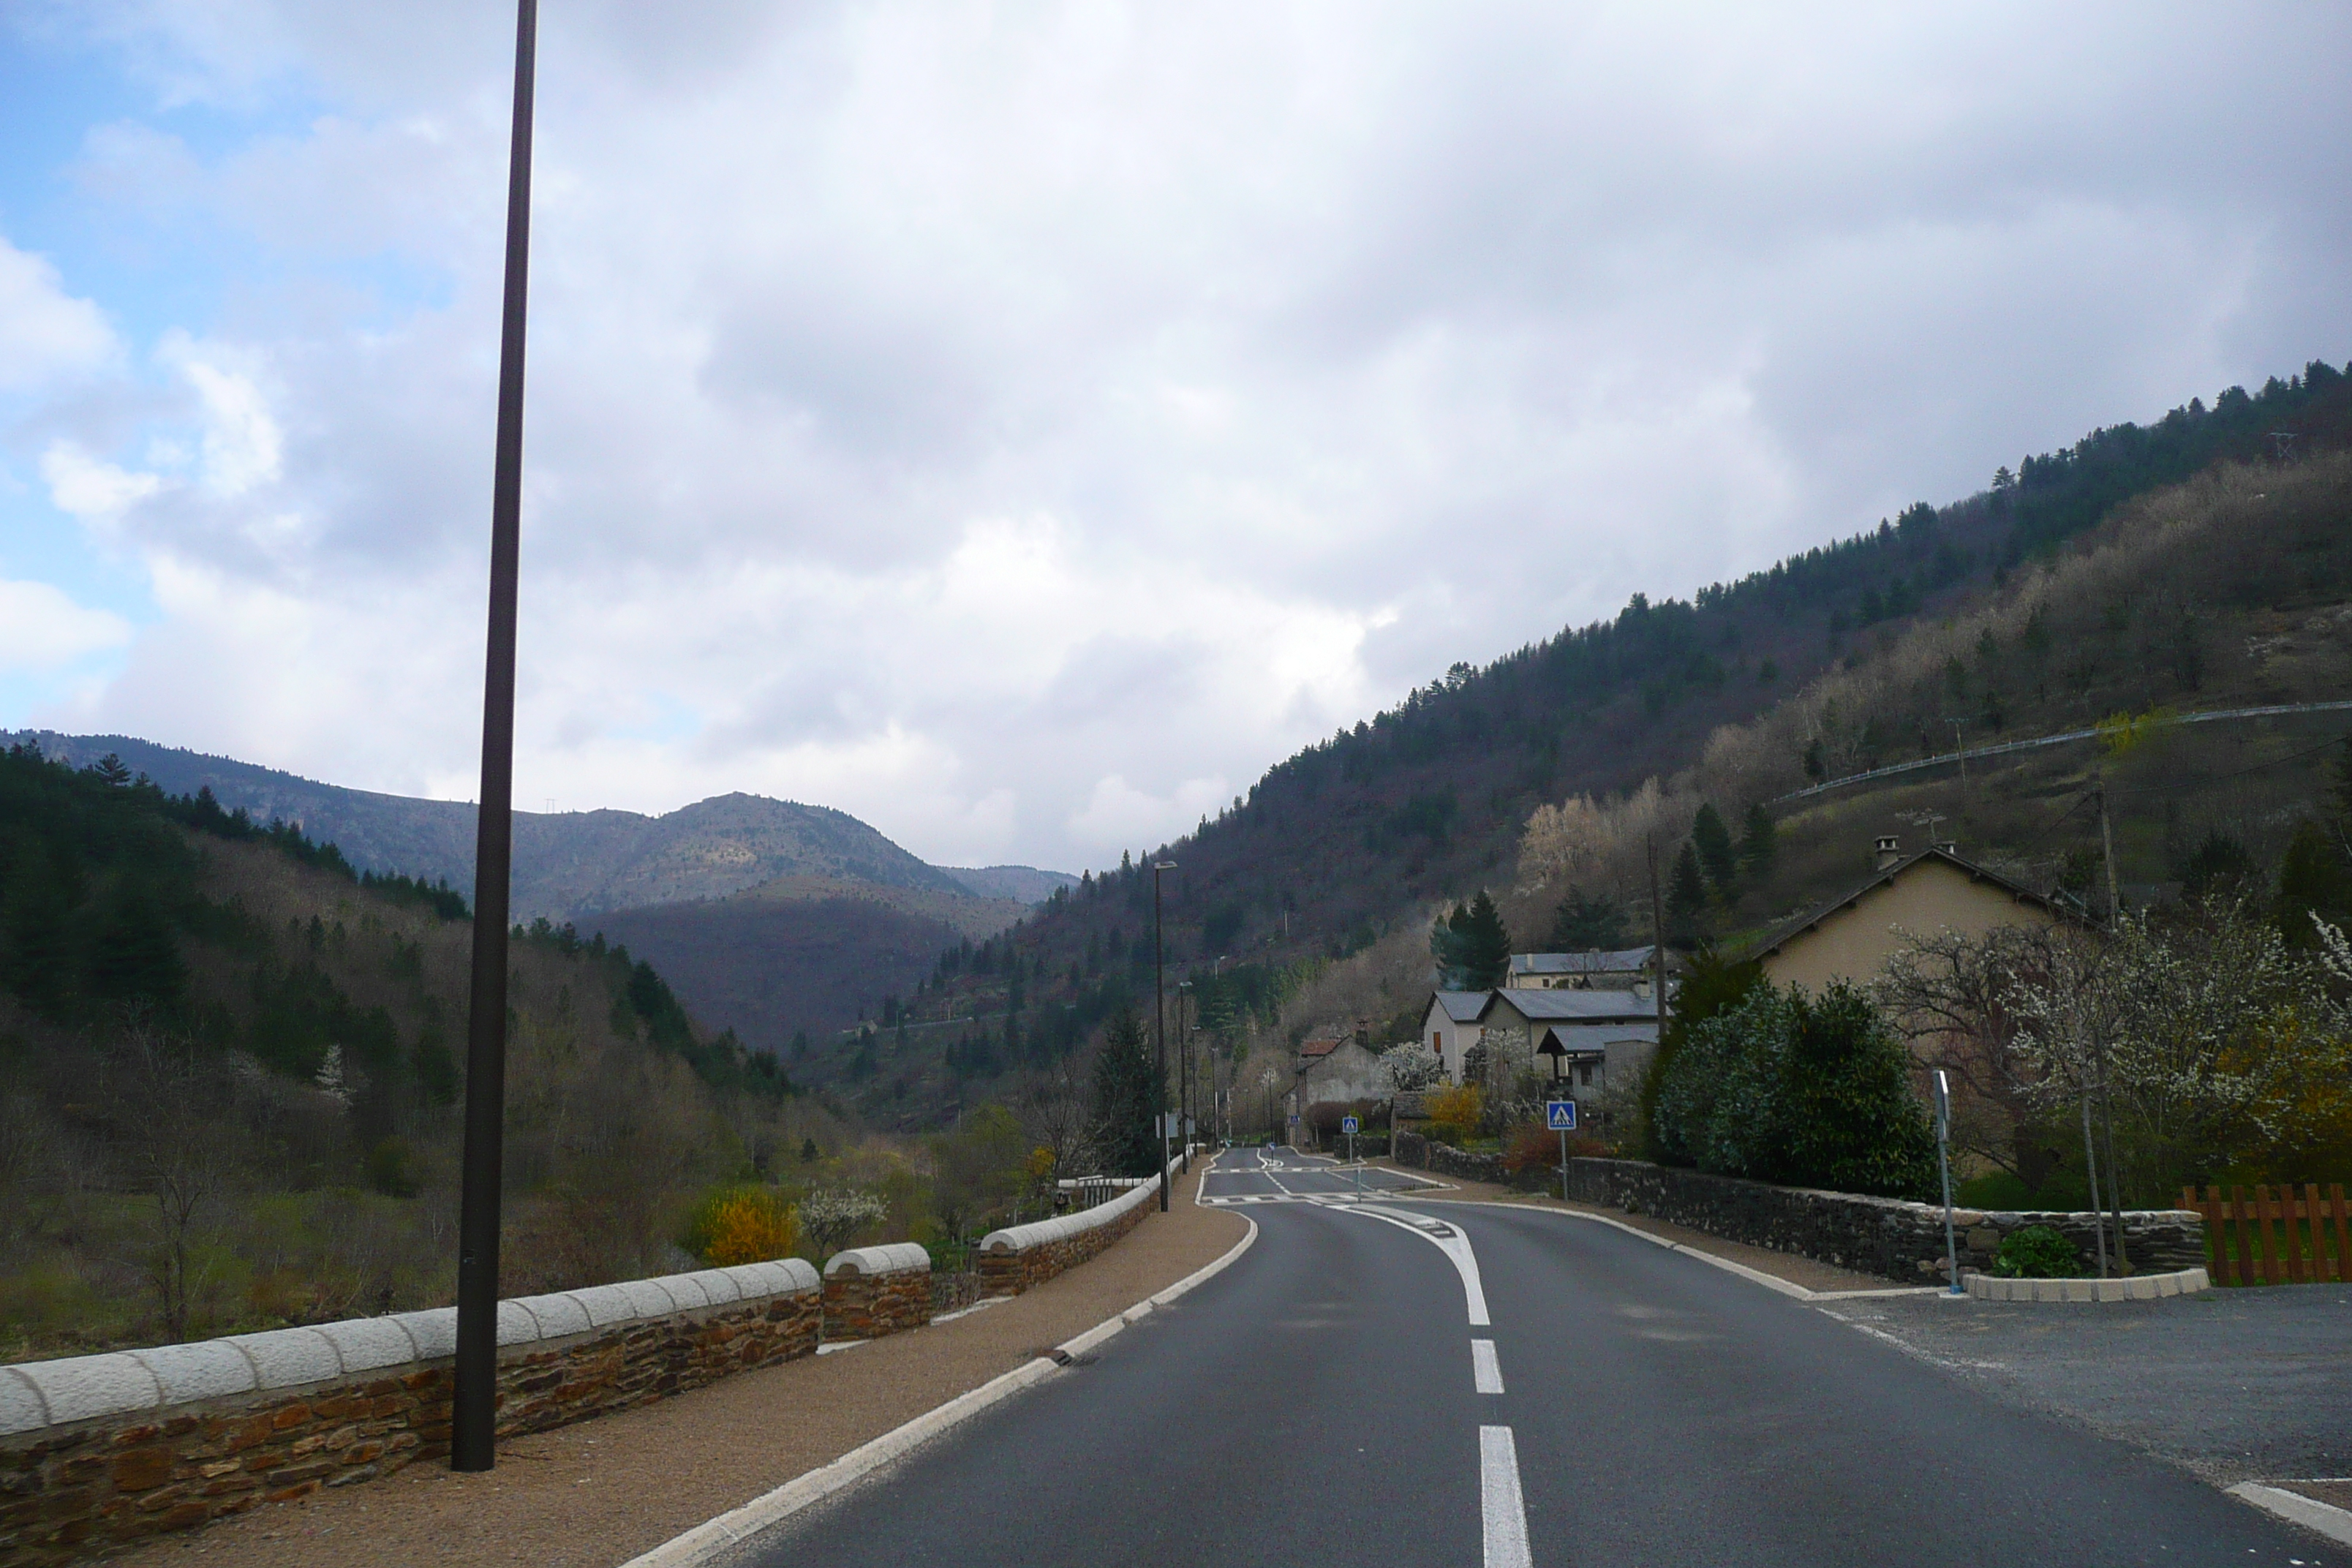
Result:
[2228, 1483, 2352, 1548]
[619, 1214, 1261, 1568]
[1965, 1266, 2208, 1303]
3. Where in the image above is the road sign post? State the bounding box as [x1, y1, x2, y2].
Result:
[1934, 1069, 1961, 1294]
[1342, 1115, 1360, 1198]
[1546, 1100, 1578, 1203]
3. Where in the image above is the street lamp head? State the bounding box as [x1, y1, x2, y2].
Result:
[1153, 859, 1177, 871]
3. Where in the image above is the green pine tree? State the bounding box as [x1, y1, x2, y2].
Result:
[1090, 1007, 1162, 1176]
[1692, 804, 1738, 894]
[1546, 886, 1630, 951]
[1664, 843, 1709, 949]
[1739, 803, 1778, 881]
[1436, 891, 1512, 989]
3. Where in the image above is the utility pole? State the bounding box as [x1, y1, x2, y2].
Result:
[1153, 861, 1176, 1210]
[453, 0, 537, 1477]
[2094, 774, 2130, 1272]
[1647, 834, 1667, 1044]
[1177, 979, 1193, 1175]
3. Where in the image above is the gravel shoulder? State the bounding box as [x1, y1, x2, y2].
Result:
[121, 1166, 1246, 1568]
[1364, 1156, 1896, 1295]
[1813, 1279, 2352, 1488]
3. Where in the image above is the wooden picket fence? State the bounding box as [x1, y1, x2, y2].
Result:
[2181, 1183, 2352, 1286]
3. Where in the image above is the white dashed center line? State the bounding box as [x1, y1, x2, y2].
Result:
[1471, 1338, 1504, 1395]
[1480, 1425, 1534, 1568]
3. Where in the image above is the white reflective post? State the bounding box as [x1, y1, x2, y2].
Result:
[1934, 1068, 1961, 1295]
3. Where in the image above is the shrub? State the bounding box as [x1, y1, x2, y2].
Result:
[1649, 979, 1937, 1199]
[1993, 1225, 2082, 1279]
[1427, 1082, 1483, 1129]
[1421, 1121, 1472, 1147]
[686, 1186, 801, 1267]
[799, 1186, 889, 1256]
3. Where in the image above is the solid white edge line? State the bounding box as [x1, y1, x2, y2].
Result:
[1334, 1204, 1492, 1325]
[1479, 1425, 1534, 1568]
[1408, 1197, 1947, 1303]
[2228, 1482, 2352, 1548]
[1471, 1338, 1504, 1395]
[619, 1215, 1261, 1568]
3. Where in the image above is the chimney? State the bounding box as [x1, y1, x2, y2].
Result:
[1354, 1019, 1369, 1048]
[1874, 834, 1901, 872]
[1934, 840, 1959, 856]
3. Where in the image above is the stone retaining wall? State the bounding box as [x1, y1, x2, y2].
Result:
[822, 1243, 933, 1340]
[1558, 1158, 2205, 1284]
[0, 1260, 820, 1567]
[1394, 1134, 1510, 1187]
[976, 1156, 1180, 1296]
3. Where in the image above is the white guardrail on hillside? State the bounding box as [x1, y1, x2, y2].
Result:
[981, 1149, 1194, 1256]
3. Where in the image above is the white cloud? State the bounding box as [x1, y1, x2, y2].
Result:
[7, 2, 2352, 872]
[39, 442, 165, 525]
[0, 236, 116, 391]
[0, 579, 133, 671]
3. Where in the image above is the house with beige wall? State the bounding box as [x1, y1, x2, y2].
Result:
[1420, 990, 1488, 1084]
[1750, 837, 2060, 991]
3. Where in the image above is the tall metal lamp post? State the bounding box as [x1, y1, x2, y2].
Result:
[1177, 979, 1194, 1175]
[1152, 859, 1176, 1210]
[453, 0, 538, 1476]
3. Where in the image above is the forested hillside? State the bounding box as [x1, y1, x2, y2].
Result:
[827, 358, 2352, 1124]
[0, 746, 840, 1360]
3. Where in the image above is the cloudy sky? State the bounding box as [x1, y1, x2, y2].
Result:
[3, 3, 2347, 874]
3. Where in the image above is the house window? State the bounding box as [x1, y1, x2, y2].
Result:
[1578, 1063, 1593, 1086]
[1433, 1030, 1443, 1055]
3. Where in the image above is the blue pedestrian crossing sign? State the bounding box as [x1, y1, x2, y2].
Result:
[1546, 1100, 1579, 1131]
[1341, 1115, 1360, 1134]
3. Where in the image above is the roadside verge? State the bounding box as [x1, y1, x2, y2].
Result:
[108, 1167, 1248, 1568]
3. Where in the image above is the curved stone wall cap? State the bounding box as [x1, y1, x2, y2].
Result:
[617, 1279, 682, 1319]
[312, 1316, 422, 1373]
[389, 1308, 457, 1361]
[984, 1176, 1158, 1254]
[495, 1300, 541, 1347]
[127, 1338, 260, 1406]
[510, 1292, 591, 1341]
[0, 1367, 48, 1436]
[655, 1273, 713, 1310]
[10, 1353, 162, 1427]
[678, 1269, 742, 1305]
[225, 1327, 342, 1390]
[716, 1259, 819, 1297]
[566, 1284, 641, 1329]
[824, 1242, 930, 1278]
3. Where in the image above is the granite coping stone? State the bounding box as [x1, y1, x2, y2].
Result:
[1, 1256, 828, 1446]
[981, 1158, 1177, 1254]
[12, 1352, 162, 1426]
[513, 1293, 593, 1341]
[0, 1368, 52, 1436]
[313, 1315, 423, 1373]
[124, 1339, 259, 1406]
[824, 1243, 932, 1278]
[388, 1307, 456, 1360]
[222, 1328, 340, 1388]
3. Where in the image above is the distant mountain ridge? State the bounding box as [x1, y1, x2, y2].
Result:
[0, 733, 1066, 919]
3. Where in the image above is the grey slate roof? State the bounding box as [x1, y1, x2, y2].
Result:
[1478, 989, 1658, 1024]
[1425, 990, 1491, 1023]
[1509, 946, 1655, 977]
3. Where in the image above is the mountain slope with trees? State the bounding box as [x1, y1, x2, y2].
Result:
[0, 745, 839, 1359]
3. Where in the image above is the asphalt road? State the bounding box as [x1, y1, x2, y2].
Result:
[730, 1149, 2342, 1567]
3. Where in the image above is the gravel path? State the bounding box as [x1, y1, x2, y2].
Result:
[120, 1166, 1245, 1568]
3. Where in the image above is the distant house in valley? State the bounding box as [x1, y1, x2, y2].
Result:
[1286, 1024, 1390, 1137]
[1420, 990, 1489, 1085]
[1749, 837, 2061, 993]
[1504, 946, 1659, 991]
[1472, 988, 1660, 1134]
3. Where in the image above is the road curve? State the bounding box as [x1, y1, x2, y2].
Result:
[726, 1150, 2339, 1567]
